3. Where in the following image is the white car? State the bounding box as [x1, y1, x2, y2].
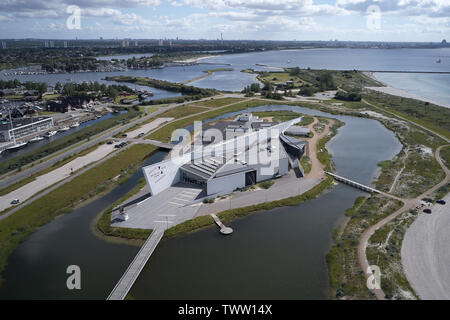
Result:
[10, 199, 20, 205]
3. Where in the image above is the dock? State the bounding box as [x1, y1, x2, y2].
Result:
[210, 213, 233, 235]
[107, 228, 164, 300]
[325, 171, 381, 194]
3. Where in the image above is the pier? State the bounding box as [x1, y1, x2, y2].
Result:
[210, 213, 233, 235]
[107, 228, 164, 300]
[325, 171, 381, 194]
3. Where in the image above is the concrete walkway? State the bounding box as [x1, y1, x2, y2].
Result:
[0, 143, 116, 212]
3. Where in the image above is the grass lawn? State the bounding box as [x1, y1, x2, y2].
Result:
[157, 105, 207, 119]
[147, 99, 270, 142]
[195, 97, 246, 108]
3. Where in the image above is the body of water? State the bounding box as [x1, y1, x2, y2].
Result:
[373, 72, 450, 107]
[2, 48, 450, 100]
[0, 151, 168, 299]
[0, 104, 401, 299]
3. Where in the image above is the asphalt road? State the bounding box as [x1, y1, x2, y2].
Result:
[401, 194, 450, 299]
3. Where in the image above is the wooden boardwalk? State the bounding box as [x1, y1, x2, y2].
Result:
[107, 228, 164, 300]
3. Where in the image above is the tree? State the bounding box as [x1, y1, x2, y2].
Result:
[55, 82, 62, 92]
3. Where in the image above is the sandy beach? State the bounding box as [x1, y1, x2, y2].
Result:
[173, 55, 218, 64]
[364, 72, 450, 109]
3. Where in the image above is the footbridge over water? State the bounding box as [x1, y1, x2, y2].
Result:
[325, 171, 381, 194]
[107, 228, 164, 300]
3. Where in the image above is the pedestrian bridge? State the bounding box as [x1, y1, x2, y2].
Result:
[107, 228, 164, 300]
[121, 138, 174, 150]
[325, 171, 381, 194]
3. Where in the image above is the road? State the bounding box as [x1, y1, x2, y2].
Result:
[357, 144, 450, 299]
[401, 193, 450, 299]
[0, 143, 116, 212]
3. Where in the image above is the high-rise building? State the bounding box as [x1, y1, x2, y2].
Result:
[63, 41, 68, 48]
[1, 41, 6, 49]
[134, 40, 138, 47]
[158, 39, 163, 46]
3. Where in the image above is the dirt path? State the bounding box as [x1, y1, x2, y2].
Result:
[303, 117, 334, 179]
[358, 144, 450, 300]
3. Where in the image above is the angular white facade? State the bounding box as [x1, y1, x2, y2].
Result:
[142, 116, 303, 197]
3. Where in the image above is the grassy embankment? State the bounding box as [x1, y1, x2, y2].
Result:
[97, 177, 152, 240]
[0, 144, 157, 285]
[363, 90, 450, 141]
[106, 76, 217, 106]
[326, 196, 404, 299]
[366, 208, 419, 299]
[0, 109, 142, 176]
[183, 68, 234, 85]
[195, 97, 246, 108]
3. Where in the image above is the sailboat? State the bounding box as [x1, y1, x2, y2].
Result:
[58, 126, 70, 132]
[29, 136, 44, 142]
[70, 122, 80, 128]
[44, 131, 57, 138]
[6, 110, 28, 152]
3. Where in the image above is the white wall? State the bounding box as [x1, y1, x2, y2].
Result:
[207, 172, 245, 195]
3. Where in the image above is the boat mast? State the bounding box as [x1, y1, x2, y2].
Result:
[8, 109, 17, 145]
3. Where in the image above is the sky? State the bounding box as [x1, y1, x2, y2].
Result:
[0, 0, 449, 41]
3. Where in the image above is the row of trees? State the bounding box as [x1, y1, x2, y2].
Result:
[0, 79, 47, 96]
[61, 81, 133, 99]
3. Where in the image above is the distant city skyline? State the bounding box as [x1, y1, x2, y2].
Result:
[0, 1, 449, 42]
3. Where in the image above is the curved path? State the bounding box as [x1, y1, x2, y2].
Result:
[357, 144, 450, 299]
[401, 192, 450, 299]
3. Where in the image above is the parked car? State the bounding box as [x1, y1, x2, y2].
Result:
[107, 141, 113, 145]
[423, 208, 432, 214]
[121, 134, 127, 138]
[137, 133, 145, 138]
[10, 199, 20, 205]
[114, 144, 121, 148]
[436, 199, 446, 205]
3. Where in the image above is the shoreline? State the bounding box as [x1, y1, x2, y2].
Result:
[172, 55, 219, 64]
[364, 72, 450, 109]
